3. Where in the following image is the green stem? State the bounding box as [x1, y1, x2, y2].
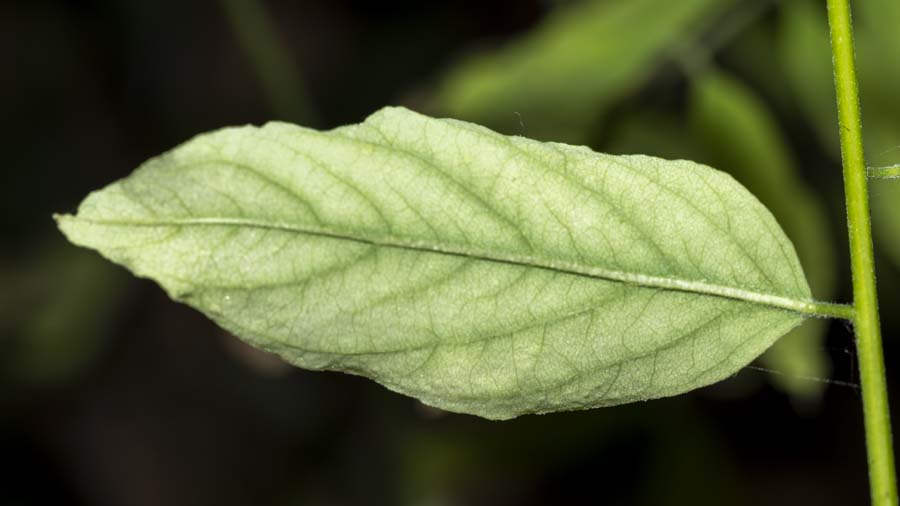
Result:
[826, 1, 898, 504]
[807, 300, 856, 321]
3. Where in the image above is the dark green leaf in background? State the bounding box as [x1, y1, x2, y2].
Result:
[434, 0, 736, 142]
[776, 0, 838, 154]
[777, 0, 900, 271]
[5, 248, 128, 385]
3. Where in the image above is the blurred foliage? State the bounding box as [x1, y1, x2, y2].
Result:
[2, 247, 129, 386]
[396, 403, 741, 506]
[5, 0, 900, 504]
[776, 0, 838, 152]
[434, 0, 736, 142]
[859, 0, 900, 270]
[777, 0, 900, 268]
[220, 0, 318, 124]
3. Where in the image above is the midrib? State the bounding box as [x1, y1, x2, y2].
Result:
[60, 214, 849, 319]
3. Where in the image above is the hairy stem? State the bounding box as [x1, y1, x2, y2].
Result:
[827, 1, 897, 504]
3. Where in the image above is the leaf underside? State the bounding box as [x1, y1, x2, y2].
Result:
[688, 70, 836, 399]
[57, 107, 812, 420]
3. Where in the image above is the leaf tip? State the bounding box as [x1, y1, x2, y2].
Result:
[53, 213, 74, 233]
[54, 214, 84, 252]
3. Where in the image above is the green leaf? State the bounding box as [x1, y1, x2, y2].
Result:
[687, 70, 836, 401]
[434, 0, 734, 142]
[57, 107, 825, 420]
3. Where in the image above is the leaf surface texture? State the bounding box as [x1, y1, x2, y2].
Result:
[58, 107, 812, 419]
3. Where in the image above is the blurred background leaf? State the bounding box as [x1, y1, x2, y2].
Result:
[220, 0, 318, 125]
[858, 0, 900, 271]
[433, 0, 736, 142]
[4, 247, 129, 386]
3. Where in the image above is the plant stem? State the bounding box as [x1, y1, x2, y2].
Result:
[806, 300, 856, 321]
[868, 165, 900, 180]
[827, 1, 898, 504]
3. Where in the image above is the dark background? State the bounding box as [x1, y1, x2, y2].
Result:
[4, 1, 900, 505]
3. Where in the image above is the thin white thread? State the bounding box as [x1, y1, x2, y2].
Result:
[744, 365, 860, 390]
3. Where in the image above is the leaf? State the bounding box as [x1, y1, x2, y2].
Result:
[776, 0, 838, 154]
[57, 106, 819, 420]
[687, 70, 835, 401]
[434, 0, 735, 142]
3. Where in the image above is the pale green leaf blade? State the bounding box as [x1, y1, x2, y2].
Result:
[687, 70, 835, 401]
[57, 107, 814, 420]
[435, 0, 735, 142]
